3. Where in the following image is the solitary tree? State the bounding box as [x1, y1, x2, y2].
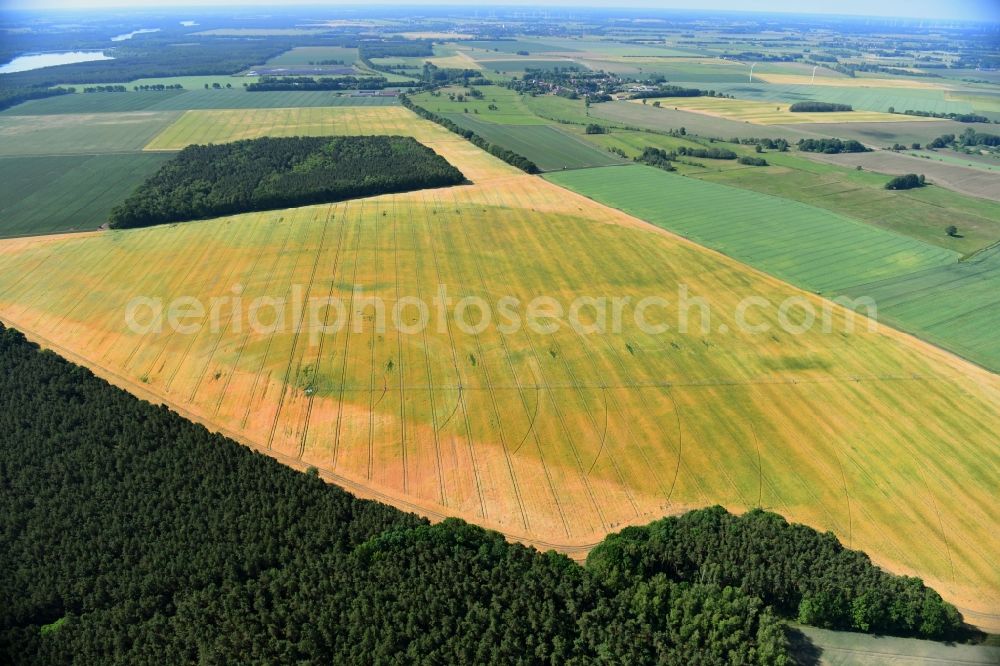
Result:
[946, 225, 959, 237]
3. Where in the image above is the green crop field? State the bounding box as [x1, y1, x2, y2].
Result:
[0, 112, 182, 156]
[711, 83, 972, 115]
[545, 165, 959, 293]
[693, 151, 1000, 254]
[520, 93, 609, 126]
[2, 90, 399, 116]
[56, 75, 257, 91]
[0, 90, 186, 115]
[411, 87, 548, 124]
[143, 90, 399, 111]
[0, 153, 173, 238]
[843, 245, 1000, 371]
[574, 129, 722, 159]
[547, 165, 1000, 371]
[442, 114, 628, 170]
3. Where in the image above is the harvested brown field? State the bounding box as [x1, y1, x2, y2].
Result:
[804, 150, 1000, 202]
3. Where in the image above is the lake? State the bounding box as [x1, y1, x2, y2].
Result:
[0, 51, 113, 74]
[111, 28, 160, 42]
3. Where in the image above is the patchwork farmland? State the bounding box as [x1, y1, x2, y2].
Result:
[4, 7, 1000, 662]
[0, 105, 998, 630]
[547, 165, 1000, 371]
[547, 165, 960, 293]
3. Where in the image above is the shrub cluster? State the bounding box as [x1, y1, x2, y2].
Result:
[884, 173, 925, 190]
[789, 101, 853, 112]
[797, 138, 870, 153]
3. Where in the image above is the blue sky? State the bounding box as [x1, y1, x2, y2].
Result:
[3, 0, 998, 21]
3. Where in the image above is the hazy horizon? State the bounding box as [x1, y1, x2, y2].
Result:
[1, 1, 997, 23]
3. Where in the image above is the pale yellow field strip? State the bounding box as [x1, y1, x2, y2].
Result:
[425, 52, 483, 70]
[755, 73, 954, 90]
[630, 95, 938, 125]
[2, 106, 997, 629]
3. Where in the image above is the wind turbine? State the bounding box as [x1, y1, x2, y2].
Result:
[749, 63, 756, 83]
[811, 65, 818, 83]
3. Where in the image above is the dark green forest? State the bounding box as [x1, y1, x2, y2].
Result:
[108, 135, 464, 229]
[0, 323, 967, 663]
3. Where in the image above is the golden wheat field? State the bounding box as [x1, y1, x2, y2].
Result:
[1, 106, 998, 629]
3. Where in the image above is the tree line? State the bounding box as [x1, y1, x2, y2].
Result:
[633, 85, 730, 100]
[893, 109, 991, 123]
[400, 94, 541, 173]
[82, 85, 127, 93]
[0, 86, 73, 112]
[797, 138, 870, 154]
[789, 102, 853, 112]
[245, 75, 403, 91]
[635, 145, 737, 170]
[928, 130, 1000, 149]
[109, 136, 465, 229]
[0, 323, 969, 664]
